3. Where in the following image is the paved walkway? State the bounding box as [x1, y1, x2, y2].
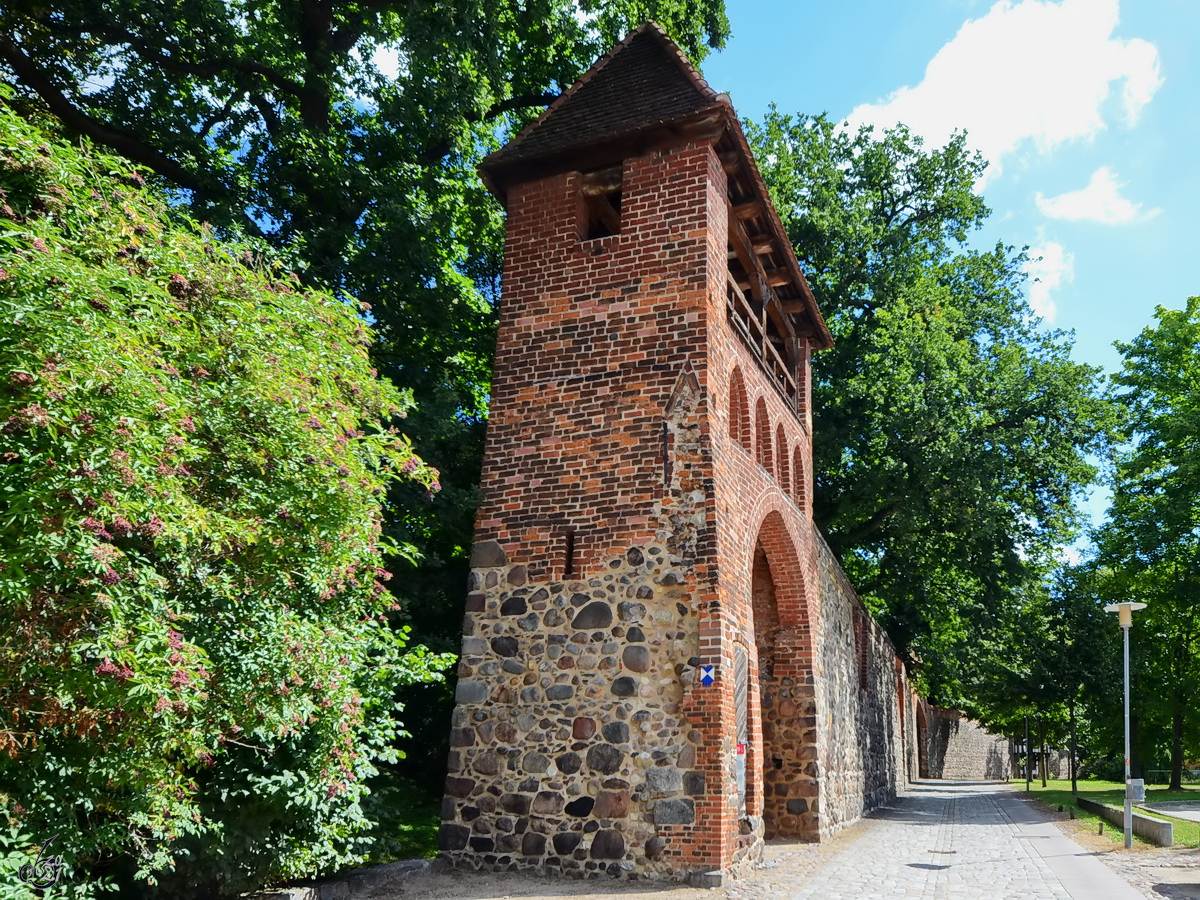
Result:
[379, 781, 1165, 899]
[727, 780, 1145, 900]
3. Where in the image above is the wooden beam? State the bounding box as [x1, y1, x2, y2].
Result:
[580, 166, 621, 195]
[732, 200, 762, 220]
[751, 234, 775, 255]
[586, 192, 621, 236]
[765, 268, 790, 288]
[728, 199, 796, 347]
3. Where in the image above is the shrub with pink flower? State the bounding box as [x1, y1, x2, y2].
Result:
[0, 103, 451, 900]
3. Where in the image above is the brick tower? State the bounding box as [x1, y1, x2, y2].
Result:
[438, 23, 901, 883]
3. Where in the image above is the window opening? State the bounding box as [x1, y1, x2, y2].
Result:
[581, 165, 622, 240]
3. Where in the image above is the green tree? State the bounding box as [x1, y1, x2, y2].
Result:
[748, 111, 1114, 699]
[0, 5, 731, 792]
[0, 1, 729, 639]
[1090, 298, 1200, 788]
[0, 100, 451, 897]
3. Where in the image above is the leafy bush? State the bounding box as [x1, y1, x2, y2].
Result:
[0, 98, 454, 897]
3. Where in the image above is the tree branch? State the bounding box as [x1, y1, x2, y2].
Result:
[0, 33, 206, 192]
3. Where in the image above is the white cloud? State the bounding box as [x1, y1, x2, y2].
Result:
[845, 0, 1162, 183]
[1035, 166, 1160, 223]
[1023, 241, 1074, 322]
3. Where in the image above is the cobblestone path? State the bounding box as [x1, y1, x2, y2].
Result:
[727, 781, 1145, 900]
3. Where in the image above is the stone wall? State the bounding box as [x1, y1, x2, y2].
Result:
[440, 541, 714, 879]
[918, 703, 1013, 780]
[813, 532, 910, 832]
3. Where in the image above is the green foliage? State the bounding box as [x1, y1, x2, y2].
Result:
[0, 2, 730, 657]
[0, 100, 453, 897]
[1080, 298, 1200, 788]
[748, 111, 1115, 700]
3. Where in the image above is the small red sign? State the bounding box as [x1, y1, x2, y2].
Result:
[737, 743, 746, 755]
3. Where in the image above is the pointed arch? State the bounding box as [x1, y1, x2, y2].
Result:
[775, 424, 789, 495]
[792, 444, 805, 509]
[749, 509, 816, 839]
[728, 366, 750, 450]
[754, 396, 772, 475]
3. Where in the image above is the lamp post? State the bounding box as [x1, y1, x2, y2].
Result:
[1104, 600, 1147, 849]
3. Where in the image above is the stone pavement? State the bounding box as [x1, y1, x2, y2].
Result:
[726, 780, 1146, 900]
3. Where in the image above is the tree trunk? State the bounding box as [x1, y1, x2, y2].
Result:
[1171, 703, 1184, 791]
[1039, 716, 1047, 787]
[1069, 695, 1078, 797]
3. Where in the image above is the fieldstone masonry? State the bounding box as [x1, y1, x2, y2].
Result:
[441, 23, 921, 883]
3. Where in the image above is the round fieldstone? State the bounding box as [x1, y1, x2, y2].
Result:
[626, 626, 645, 642]
[617, 601, 645, 622]
[573, 717, 596, 739]
[521, 832, 545, 856]
[645, 835, 666, 858]
[553, 832, 582, 854]
[557, 752, 582, 774]
[546, 684, 575, 701]
[507, 565, 528, 586]
[625, 547, 644, 566]
[501, 793, 531, 814]
[586, 743, 623, 775]
[517, 612, 539, 631]
[565, 796, 595, 817]
[532, 791, 563, 814]
[573, 601, 613, 629]
[500, 595, 527, 616]
[460, 637, 487, 655]
[544, 608, 565, 626]
[611, 676, 637, 697]
[593, 790, 630, 818]
[622, 645, 650, 673]
[601, 721, 629, 743]
[473, 750, 500, 776]
[590, 829, 625, 859]
[491, 636, 519, 657]
[524, 752, 550, 774]
[455, 681, 489, 704]
[502, 658, 525, 674]
[438, 824, 470, 851]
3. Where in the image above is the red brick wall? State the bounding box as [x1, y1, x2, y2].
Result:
[476, 143, 715, 581]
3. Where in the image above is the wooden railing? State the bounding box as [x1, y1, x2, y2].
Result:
[726, 271, 799, 411]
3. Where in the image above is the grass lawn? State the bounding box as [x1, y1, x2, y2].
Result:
[1017, 778, 1200, 848]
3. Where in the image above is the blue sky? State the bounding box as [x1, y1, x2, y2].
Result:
[702, 0, 1200, 537]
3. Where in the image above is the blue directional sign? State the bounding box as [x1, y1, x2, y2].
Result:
[699, 665, 716, 687]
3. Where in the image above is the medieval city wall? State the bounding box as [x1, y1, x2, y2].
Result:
[919, 703, 1014, 780]
[813, 531, 910, 832]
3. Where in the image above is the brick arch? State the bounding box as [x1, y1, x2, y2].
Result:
[728, 366, 750, 450]
[749, 509, 818, 839]
[775, 424, 789, 496]
[792, 443, 805, 509]
[754, 396, 772, 476]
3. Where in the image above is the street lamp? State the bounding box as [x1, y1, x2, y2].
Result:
[1104, 600, 1147, 849]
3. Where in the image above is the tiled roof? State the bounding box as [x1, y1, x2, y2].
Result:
[481, 22, 721, 175]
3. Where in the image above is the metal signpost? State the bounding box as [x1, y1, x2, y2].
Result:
[1105, 600, 1147, 849]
